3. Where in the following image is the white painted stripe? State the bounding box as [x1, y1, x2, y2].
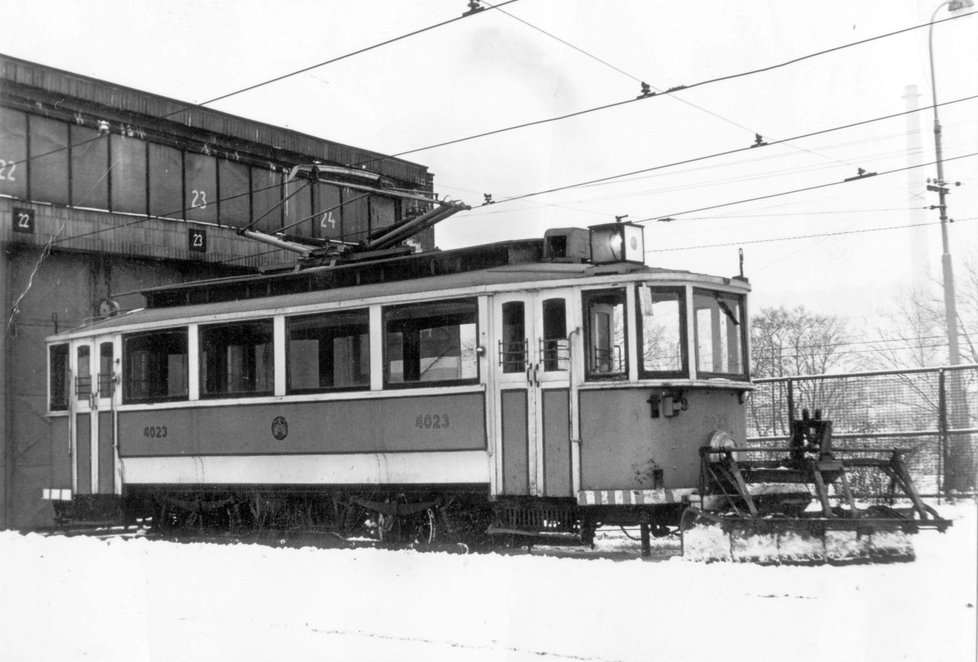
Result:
[42, 489, 50, 500]
[577, 488, 697, 506]
[121, 451, 490, 486]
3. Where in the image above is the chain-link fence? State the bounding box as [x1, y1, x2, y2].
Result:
[746, 365, 978, 496]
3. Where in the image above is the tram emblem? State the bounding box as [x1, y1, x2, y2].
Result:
[271, 416, 289, 440]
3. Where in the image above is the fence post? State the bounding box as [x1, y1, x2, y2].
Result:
[937, 369, 948, 499]
[786, 379, 794, 434]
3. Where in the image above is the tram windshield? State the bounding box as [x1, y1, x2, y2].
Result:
[637, 286, 685, 377]
[693, 290, 747, 379]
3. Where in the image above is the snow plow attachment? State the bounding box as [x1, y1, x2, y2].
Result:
[681, 411, 951, 564]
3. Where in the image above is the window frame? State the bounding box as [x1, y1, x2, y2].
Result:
[635, 284, 688, 380]
[48, 343, 70, 412]
[692, 288, 749, 381]
[198, 319, 276, 399]
[582, 287, 629, 381]
[382, 297, 480, 389]
[285, 308, 371, 394]
[122, 328, 190, 404]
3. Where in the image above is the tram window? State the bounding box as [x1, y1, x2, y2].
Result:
[384, 298, 479, 387]
[98, 342, 115, 397]
[200, 320, 274, 397]
[49, 344, 70, 411]
[287, 310, 370, 392]
[76, 345, 92, 399]
[123, 329, 188, 403]
[500, 302, 526, 373]
[583, 289, 627, 379]
[541, 298, 568, 372]
[637, 286, 685, 377]
[693, 290, 746, 378]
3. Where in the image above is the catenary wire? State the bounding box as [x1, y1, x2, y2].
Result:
[195, 1, 522, 108]
[631, 152, 977, 224]
[350, 11, 976, 167]
[478, 95, 976, 207]
[45, 99, 973, 249]
[484, 1, 893, 182]
[5, 2, 520, 171]
[645, 217, 977, 253]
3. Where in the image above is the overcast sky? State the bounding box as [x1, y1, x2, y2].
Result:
[3, 0, 976, 331]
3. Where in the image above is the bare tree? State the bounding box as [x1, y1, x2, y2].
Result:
[863, 251, 977, 493]
[751, 305, 853, 378]
[865, 251, 978, 370]
[748, 306, 852, 437]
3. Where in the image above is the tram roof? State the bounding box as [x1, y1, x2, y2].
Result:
[53, 241, 749, 339]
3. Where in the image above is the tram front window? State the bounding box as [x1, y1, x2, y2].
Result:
[637, 286, 685, 377]
[693, 290, 746, 379]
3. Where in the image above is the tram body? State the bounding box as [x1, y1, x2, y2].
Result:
[43, 226, 751, 538]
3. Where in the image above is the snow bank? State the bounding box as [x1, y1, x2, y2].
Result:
[1, 502, 974, 662]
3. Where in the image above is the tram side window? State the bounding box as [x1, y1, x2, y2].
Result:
[76, 345, 92, 399]
[49, 344, 70, 411]
[500, 302, 526, 373]
[637, 286, 686, 376]
[287, 310, 370, 392]
[583, 289, 627, 379]
[541, 298, 568, 372]
[123, 329, 189, 403]
[200, 321, 274, 397]
[384, 299, 479, 387]
[693, 290, 747, 378]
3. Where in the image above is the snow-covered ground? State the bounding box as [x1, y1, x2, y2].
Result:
[1, 502, 975, 662]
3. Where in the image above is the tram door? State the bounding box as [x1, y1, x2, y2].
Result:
[70, 336, 120, 498]
[493, 291, 574, 497]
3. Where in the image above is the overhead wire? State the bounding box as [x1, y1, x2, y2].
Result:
[44, 99, 974, 249]
[12, 11, 974, 217]
[646, 217, 978, 253]
[483, 1, 896, 185]
[351, 11, 976, 167]
[17, 10, 977, 265]
[631, 152, 977, 223]
[476, 95, 977, 207]
[195, 0, 522, 108]
[562, 134, 975, 197]
[5, 1, 520, 171]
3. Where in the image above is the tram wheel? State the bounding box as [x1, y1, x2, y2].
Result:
[413, 507, 438, 545]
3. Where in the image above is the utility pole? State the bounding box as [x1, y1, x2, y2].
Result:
[927, 0, 974, 492]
